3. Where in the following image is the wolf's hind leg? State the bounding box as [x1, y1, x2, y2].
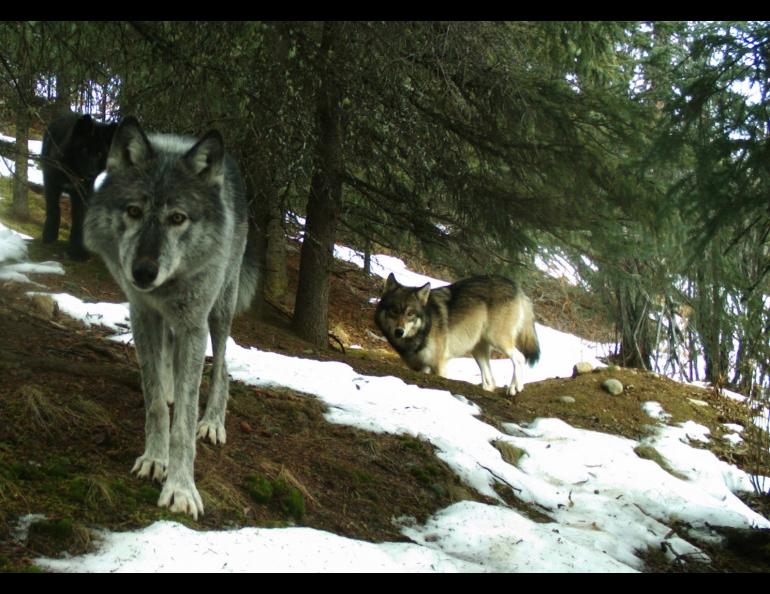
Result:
[130, 306, 171, 481]
[472, 343, 496, 392]
[505, 347, 527, 396]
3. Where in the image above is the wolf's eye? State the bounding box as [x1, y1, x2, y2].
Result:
[126, 205, 142, 219]
[406, 309, 415, 317]
[169, 212, 187, 226]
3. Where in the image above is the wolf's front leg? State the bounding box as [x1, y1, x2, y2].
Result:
[42, 181, 61, 244]
[130, 305, 171, 482]
[197, 289, 237, 445]
[68, 191, 90, 261]
[159, 325, 207, 519]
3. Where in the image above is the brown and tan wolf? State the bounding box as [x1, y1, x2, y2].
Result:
[375, 274, 540, 396]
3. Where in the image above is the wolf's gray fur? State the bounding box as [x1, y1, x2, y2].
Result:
[84, 116, 258, 519]
[375, 274, 540, 396]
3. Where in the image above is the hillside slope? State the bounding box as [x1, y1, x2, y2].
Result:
[1, 182, 769, 572]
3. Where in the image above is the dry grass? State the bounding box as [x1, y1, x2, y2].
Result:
[261, 461, 320, 509]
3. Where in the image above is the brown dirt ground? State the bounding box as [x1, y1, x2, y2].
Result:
[1, 189, 769, 572]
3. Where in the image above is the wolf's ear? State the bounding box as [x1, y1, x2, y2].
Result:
[384, 272, 400, 293]
[184, 130, 224, 186]
[73, 115, 94, 137]
[416, 283, 431, 306]
[106, 116, 153, 172]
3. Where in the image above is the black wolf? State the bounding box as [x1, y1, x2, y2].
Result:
[41, 113, 117, 260]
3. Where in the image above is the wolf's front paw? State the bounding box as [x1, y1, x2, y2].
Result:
[507, 384, 521, 397]
[197, 420, 226, 445]
[158, 480, 204, 520]
[132, 455, 168, 483]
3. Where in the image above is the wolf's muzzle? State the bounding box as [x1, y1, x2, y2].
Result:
[394, 328, 405, 338]
[132, 257, 159, 289]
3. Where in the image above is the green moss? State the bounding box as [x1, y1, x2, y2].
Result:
[245, 474, 305, 522]
[29, 518, 74, 540]
[274, 479, 305, 522]
[135, 484, 160, 506]
[13, 564, 44, 573]
[64, 475, 117, 510]
[44, 457, 72, 480]
[8, 462, 46, 481]
[0, 554, 43, 573]
[65, 477, 90, 504]
[409, 463, 441, 485]
[245, 474, 274, 504]
[26, 517, 92, 557]
[400, 438, 424, 452]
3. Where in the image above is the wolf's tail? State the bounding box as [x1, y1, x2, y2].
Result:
[236, 222, 260, 313]
[516, 298, 540, 366]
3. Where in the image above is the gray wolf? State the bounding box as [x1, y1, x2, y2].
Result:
[375, 273, 540, 396]
[41, 113, 118, 260]
[84, 116, 258, 519]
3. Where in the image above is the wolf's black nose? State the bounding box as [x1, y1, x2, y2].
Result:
[133, 258, 159, 287]
[394, 328, 405, 338]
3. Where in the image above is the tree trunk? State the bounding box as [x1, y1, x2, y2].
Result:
[291, 22, 343, 347]
[256, 23, 291, 309]
[243, 172, 267, 320]
[244, 152, 288, 312]
[264, 203, 288, 304]
[54, 70, 72, 116]
[12, 100, 30, 220]
[615, 260, 652, 370]
[363, 237, 372, 276]
[704, 243, 728, 385]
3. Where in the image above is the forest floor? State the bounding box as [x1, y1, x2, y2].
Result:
[1, 186, 770, 572]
